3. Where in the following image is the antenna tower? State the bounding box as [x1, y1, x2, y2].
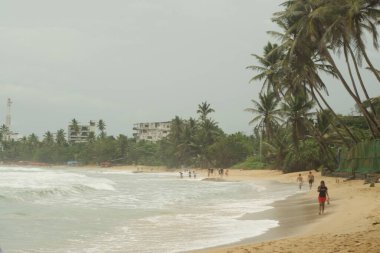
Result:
[5, 98, 12, 129]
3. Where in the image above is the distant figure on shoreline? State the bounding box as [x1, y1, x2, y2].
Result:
[225, 169, 229, 176]
[317, 180, 329, 215]
[188, 171, 192, 178]
[296, 174, 303, 190]
[193, 170, 196, 178]
[308, 171, 315, 190]
[179, 171, 183, 178]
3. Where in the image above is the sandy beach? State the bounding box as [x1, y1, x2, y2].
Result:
[110, 166, 380, 253]
[189, 169, 380, 253]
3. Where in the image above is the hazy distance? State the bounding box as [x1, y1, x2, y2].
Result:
[0, 0, 378, 137]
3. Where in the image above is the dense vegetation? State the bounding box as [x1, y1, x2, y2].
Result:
[245, 0, 380, 172]
[0, 0, 379, 172]
[0, 105, 253, 168]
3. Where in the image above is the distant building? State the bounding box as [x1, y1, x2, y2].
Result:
[68, 120, 97, 143]
[133, 121, 171, 142]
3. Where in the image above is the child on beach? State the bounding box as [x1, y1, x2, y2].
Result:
[296, 174, 303, 190]
[317, 180, 329, 215]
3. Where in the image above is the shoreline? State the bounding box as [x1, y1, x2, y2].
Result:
[2, 165, 379, 252]
[105, 166, 380, 253]
[189, 169, 380, 253]
[188, 191, 316, 253]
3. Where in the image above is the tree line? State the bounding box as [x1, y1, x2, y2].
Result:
[1, 0, 378, 172]
[245, 0, 380, 172]
[0, 103, 253, 168]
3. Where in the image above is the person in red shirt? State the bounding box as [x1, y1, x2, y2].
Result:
[317, 180, 329, 215]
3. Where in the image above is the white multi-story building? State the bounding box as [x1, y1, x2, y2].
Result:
[68, 120, 97, 143]
[133, 121, 171, 142]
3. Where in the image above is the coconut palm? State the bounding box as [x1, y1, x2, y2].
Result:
[97, 119, 106, 138]
[281, 94, 315, 149]
[70, 119, 80, 135]
[273, 0, 380, 138]
[197, 102, 215, 122]
[176, 119, 199, 166]
[245, 91, 282, 140]
[27, 133, 39, 148]
[169, 116, 184, 146]
[43, 131, 54, 145]
[55, 129, 66, 145]
[0, 124, 10, 142]
[247, 42, 285, 93]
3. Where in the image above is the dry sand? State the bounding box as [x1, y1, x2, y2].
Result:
[106, 165, 380, 252]
[193, 169, 380, 253]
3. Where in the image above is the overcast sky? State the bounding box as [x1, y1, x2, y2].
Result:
[0, 0, 379, 138]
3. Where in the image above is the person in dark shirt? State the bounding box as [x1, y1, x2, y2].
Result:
[317, 180, 329, 215]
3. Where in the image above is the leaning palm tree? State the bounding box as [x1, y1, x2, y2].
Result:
[247, 42, 285, 93]
[245, 91, 282, 140]
[272, 0, 380, 138]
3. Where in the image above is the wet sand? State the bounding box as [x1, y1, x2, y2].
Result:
[187, 191, 317, 253]
[89, 165, 380, 253]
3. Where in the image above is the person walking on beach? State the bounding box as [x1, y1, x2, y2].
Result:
[308, 171, 315, 190]
[317, 180, 329, 215]
[296, 174, 303, 190]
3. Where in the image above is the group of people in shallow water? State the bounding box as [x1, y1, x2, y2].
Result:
[207, 168, 228, 177]
[179, 168, 229, 179]
[297, 171, 330, 215]
[179, 170, 197, 179]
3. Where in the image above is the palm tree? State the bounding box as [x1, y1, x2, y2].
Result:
[43, 131, 54, 145]
[169, 116, 184, 146]
[97, 119, 106, 138]
[247, 42, 285, 93]
[70, 118, 79, 135]
[27, 134, 39, 148]
[197, 102, 215, 122]
[281, 94, 315, 149]
[55, 129, 67, 145]
[339, 0, 380, 83]
[245, 91, 282, 140]
[272, 0, 380, 138]
[88, 132, 96, 143]
[0, 124, 10, 142]
[176, 119, 198, 166]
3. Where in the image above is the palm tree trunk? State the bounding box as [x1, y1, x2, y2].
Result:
[310, 87, 352, 148]
[343, 45, 361, 101]
[359, 41, 380, 83]
[311, 127, 339, 165]
[323, 49, 380, 138]
[348, 46, 377, 116]
[312, 81, 359, 144]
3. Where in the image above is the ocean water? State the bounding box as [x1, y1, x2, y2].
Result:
[0, 166, 299, 253]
